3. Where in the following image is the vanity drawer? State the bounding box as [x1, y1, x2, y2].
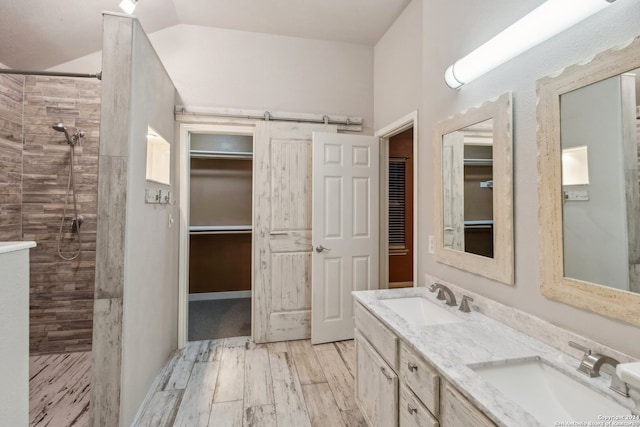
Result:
[399, 342, 439, 416]
[355, 302, 398, 370]
[440, 381, 496, 427]
[400, 385, 439, 427]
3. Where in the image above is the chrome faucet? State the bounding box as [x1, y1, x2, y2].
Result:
[569, 341, 629, 397]
[429, 283, 457, 306]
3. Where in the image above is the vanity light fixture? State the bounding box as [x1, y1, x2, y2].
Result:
[119, 0, 138, 15]
[444, 0, 617, 89]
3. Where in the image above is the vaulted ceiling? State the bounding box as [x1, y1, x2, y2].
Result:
[0, 0, 410, 70]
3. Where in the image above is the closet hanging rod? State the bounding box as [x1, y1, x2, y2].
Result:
[190, 150, 253, 159]
[189, 225, 252, 232]
[464, 225, 493, 230]
[190, 230, 252, 235]
[463, 158, 493, 166]
[0, 68, 102, 80]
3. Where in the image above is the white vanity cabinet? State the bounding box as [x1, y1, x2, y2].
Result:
[0, 241, 35, 427]
[399, 343, 440, 426]
[355, 301, 496, 427]
[354, 302, 399, 426]
[355, 331, 399, 427]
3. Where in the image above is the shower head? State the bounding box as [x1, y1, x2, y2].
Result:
[52, 123, 72, 144]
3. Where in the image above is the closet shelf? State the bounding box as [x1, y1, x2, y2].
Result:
[190, 150, 253, 160]
[190, 225, 252, 235]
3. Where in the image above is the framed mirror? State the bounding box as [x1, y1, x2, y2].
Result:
[537, 35, 640, 327]
[434, 93, 514, 285]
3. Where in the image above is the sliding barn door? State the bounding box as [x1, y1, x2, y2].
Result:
[253, 122, 337, 343]
[311, 132, 379, 344]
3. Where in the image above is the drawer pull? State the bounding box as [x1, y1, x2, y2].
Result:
[380, 366, 393, 381]
[408, 361, 418, 372]
[407, 403, 418, 415]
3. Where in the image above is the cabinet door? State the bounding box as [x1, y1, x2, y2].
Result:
[355, 331, 398, 427]
[440, 381, 496, 427]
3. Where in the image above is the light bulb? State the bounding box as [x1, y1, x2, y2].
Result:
[119, 0, 137, 15]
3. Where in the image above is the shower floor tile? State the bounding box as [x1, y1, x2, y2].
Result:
[29, 351, 91, 427]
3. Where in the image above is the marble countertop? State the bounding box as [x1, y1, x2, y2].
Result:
[0, 241, 36, 255]
[353, 287, 637, 427]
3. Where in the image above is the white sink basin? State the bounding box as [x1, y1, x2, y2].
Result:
[473, 358, 631, 425]
[379, 297, 463, 326]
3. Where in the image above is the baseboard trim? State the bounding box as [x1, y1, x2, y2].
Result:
[189, 291, 251, 301]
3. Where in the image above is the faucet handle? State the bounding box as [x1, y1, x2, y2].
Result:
[569, 341, 592, 355]
[569, 341, 599, 378]
[428, 283, 438, 293]
[459, 295, 474, 313]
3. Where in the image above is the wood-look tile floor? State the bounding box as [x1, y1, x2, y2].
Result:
[134, 337, 366, 427]
[29, 351, 91, 427]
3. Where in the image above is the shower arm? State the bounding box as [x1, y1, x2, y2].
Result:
[0, 69, 101, 80]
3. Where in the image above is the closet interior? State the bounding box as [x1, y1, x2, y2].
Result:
[463, 144, 494, 258]
[188, 132, 253, 340]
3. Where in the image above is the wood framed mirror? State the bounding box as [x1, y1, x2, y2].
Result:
[537, 35, 640, 326]
[433, 93, 514, 285]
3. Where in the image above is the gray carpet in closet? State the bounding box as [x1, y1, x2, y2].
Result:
[188, 298, 251, 341]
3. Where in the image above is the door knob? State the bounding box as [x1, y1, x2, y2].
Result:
[315, 245, 331, 253]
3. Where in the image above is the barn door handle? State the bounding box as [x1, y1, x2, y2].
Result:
[315, 245, 331, 253]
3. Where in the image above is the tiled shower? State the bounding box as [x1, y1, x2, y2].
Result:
[0, 73, 100, 354]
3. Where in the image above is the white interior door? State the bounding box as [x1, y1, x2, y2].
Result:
[311, 132, 379, 344]
[253, 122, 337, 343]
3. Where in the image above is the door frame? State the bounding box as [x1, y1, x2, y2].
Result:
[375, 111, 419, 289]
[177, 123, 255, 349]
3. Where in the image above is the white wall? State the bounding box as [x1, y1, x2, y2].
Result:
[90, 15, 178, 427]
[152, 25, 373, 133]
[373, 0, 422, 130]
[375, 0, 640, 357]
[53, 24, 374, 134]
[120, 21, 179, 426]
[562, 76, 629, 290]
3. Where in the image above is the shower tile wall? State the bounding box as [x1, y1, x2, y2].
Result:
[0, 74, 24, 241]
[0, 75, 101, 354]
